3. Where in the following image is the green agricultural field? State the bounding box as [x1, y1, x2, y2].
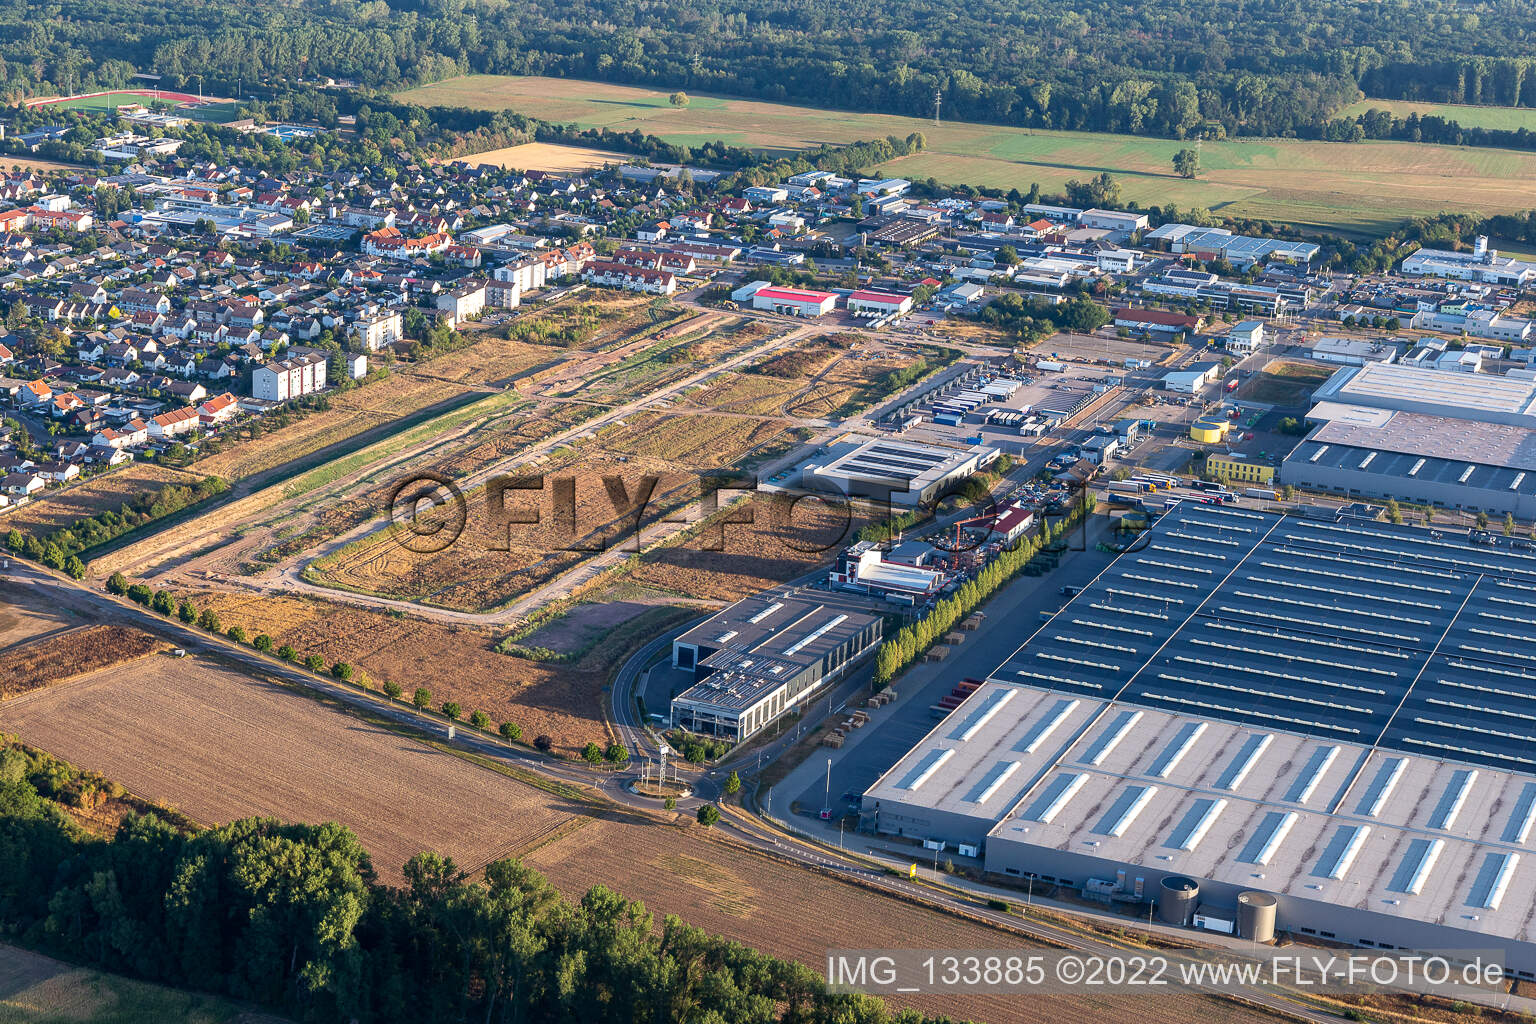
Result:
[1337, 98, 1536, 133]
[399, 74, 1536, 235]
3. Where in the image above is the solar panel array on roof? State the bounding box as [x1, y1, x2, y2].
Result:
[993, 503, 1536, 774]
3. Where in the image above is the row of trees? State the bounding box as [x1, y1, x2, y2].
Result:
[874, 494, 1097, 685]
[26, 476, 228, 560]
[0, 758, 947, 1024]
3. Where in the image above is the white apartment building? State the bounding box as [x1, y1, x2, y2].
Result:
[252, 351, 328, 402]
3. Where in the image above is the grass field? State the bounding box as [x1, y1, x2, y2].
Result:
[1240, 358, 1337, 405]
[24, 88, 208, 113]
[1338, 98, 1536, 133]
[2, 652, 586, 879]
[1, 463, 206, 537]
[402, 74, 1536, 233]
[0, 942, 261, 1024]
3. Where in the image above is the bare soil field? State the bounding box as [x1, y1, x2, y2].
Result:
[0, 578, 82, 648]
[2, 654, 584, 879]
[1, 464, 206, 537]
[630, 494, 864, 602]
[406, 333, 558, 388]
[182, 590, 636, 753]
[0, 625, 167, 700]
[522, 817, 1282, 1024]
[450, 141, 631, 172]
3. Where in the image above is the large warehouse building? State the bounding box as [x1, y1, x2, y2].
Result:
[803, 437, 1000, 506]
[866, 503, 1536, 974]
[670, 591, 882, 741]
[1282, 362, 1536, 516]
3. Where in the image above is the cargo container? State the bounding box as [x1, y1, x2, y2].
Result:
[1035, 360, 1065, 373]
[1244, 487, 1278, 499]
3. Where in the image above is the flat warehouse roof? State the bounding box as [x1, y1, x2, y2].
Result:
[990, 503, 1536, 774]
[676, 591, 879, 669]
[1314, 362, 1536, 424]
[811, 438, 993, 492]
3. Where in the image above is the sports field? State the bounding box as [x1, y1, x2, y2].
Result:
[25, 88, 210, 113]
[402, 74, 1536, 234]
[1337, 98, 1536, 132]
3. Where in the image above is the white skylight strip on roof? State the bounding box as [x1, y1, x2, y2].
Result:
[1392, 838, 1444, 895]
[1148, 722, 1206, 778]
[746, 601, 784, 624]
[1310, 445, 1330, 463]
[1216, 733, 1272, 790]
[1402, 735, 1536, 768]
[1514, 472, 1527, 491]
[1504, 783, 1536, 843]
[1069, 618, 1156, 638]
[1082, 709, 1142, 766]
[1239, 810, 1298, 865]
[1426, 697, 1536, 725]
[1104, 587, 1184, 606]
[896, 747, 954, 791]
[948, 688, 1014, 742]
[1120, 572, 1201, 591]
[1025, 772, 1088, 823]
[1470, 852, 1520, 910]
[1015, 698, 1080, 753]
[1460, 465, 1477, 483]
[1408, 457, 1425, 476]
[1228, 588, 1431, 627]
[715, 630, 739, 643]
[1355, 757, 1406, 817]
[1155, 673, 1371, 716]
[1285, 745, 1340, 803]
[1096, 784, 1158, 838]
[1414, 716, 1536, 746]
[1201, 622, 1409, 666]
[1216, 601, 1422, 644]
[1359, 451, 1376, 469]
[1175, 653, 1386, 695]
[1145, 692, 1360, 735]
[1316, 825, 1371, 880]
[1013, 669, 1103, 690]
[963, 760, 1020, 804]
[1428, 769, 1478, 831]
[1135, 557, 1214, 575]
[1037, 652, 1122, 672]
[1272, 545, 1459, 582]
[1243, 571, 1441, 610]
[781, 613, 847, 657]
[1055, 634, 1139, 655]
[1168, 798, 1227, 851]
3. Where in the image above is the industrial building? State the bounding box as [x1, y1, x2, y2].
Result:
[803, 437, 1000, 506]
[740, 284, 837, 316]
[1205, 452, 1274, 485]
[1142, 223, 1321, 267]
[1401, 236, 1536, 286]
[1283, 363, 1536, 515]
[669, 591, 882, 741]
[865, 504, 1536, 974]
[829, 542, 945, 602]
[847, 289, 914, 316]
[1309, 336, 1402, 366]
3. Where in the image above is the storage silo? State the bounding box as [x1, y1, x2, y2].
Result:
[1158, 875, 1199, 926]
[1237, 891, 1278, 943]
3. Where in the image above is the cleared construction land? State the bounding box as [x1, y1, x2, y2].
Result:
[1, 653, 583, 880]
[402, 74, 1536, 233]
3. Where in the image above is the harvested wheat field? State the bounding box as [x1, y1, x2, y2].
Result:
[2, 654, 582, 880]
[1, 463, 206, 537]
[631, 494, 865, 602]
[0, 624, 167, 700]
[452, 141, 630, 172]
[522, 817, 1281, 1024]
[179, 590, 672, 754]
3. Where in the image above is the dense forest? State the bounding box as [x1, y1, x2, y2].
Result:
[0, 746, 954, 1024]
[6, 0, 1536, 143]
